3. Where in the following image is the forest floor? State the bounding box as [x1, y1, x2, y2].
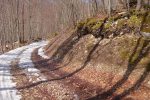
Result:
[0, 38, 150, 100]
[0, 11, 150, 100]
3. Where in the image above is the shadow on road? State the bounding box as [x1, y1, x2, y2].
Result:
[1, 15, 150, 100]
[12, 18, 108, 90]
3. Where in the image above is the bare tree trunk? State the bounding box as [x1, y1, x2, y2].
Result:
[108, 0, 112, 17]
[92, 0, 98, 15]
[21, 0, 25, 44]
[126, 0, 130, 12]
[136, 0, 143, 10]
[16, 0, 21, 46]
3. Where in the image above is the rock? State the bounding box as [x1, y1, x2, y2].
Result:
[125, 17, 128, 19]
[109, 34, 114, 39]
[85, 50, 88, 54]
[141, 32, 150, 38]
[120, 32, 124, 35]
[118, 12, 126, 15]
[72, 36, 78, 41]
[99, 39, 111, 46]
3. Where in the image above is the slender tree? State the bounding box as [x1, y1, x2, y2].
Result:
[136, 0, 143, 10]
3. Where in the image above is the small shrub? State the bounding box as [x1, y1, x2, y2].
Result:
[104, 21, 112, 29]
[127, 15, 142, 28]
[85, 18, 97, 26]
[92, 21, 102, 31]
[76, 18, 102, 36]
[76, 21, 85, 30]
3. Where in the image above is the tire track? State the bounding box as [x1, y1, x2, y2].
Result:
[32, 49, 79, 100]
[10, 41, 77, 100]
[11, 57, 54, 100]
[9, 41, 55, 99]
[0, 46, 29, 100]
[31, 48, 103, 99]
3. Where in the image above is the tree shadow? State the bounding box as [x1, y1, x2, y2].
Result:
[113, 61, 150, 100]
[14, 17, 110, 90]
[87, 37, 150, 100]
[50, 17, 108, 63]
[44, 34, 62, 51]
[16, 36, 102, 90]
[32, 47, 74, 72]
[50, 32, 80, 62]
[0, 87, 17, 91]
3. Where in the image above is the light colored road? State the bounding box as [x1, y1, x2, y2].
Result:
[0, 40, 79, 100]
[18, 42, 48, 83]
[0, 41, 48, 100]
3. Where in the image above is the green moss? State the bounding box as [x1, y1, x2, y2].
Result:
[76, 17, 103, 34]
[130, 9, 146, 16]
[76, 21, 86, 29]
[92, 21, 102, 31]
[117, 19, 127, 28]
[109, 14, 121, 22]
[119, 38, 149, 65]
[127, 15, 142, 28]
[104, 21, 112, 29]
[129, 38, 145, 64]
[108, 17, 114, 22]
[85, 18, 98, 26]
[86, 18, 102, 32]
[119, 37, 137, 61]
[141, 15, 150, 33]
[120, 49, 130, 60]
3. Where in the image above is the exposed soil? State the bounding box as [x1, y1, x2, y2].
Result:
[32, 48, 103, 99]
[7, 34, 150, 100]
[2, 11, 149, 100]
[42, 32, 150, 100]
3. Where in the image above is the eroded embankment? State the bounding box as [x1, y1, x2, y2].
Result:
[44, 18, 150, 100]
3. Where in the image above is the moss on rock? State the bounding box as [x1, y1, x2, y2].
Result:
[117, 19, 127, 29]
[127, 15, 142, 28]
[141, 13, 150, 33]
[92, 21, 102, 31]
[76, 11, 149, 40]
[119, 36, 150, 66]
[76, 17, 103, 36]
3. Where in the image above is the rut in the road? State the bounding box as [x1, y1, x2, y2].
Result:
[30, 48, 103, 99]
[10, 46, 78, 100]
[11, 57, 54, 99]
[0, 47, 28, 100]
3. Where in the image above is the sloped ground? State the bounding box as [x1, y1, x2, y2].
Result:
[0, 12, 150, 100]
[0, 41, 47, 100]
[0, 34, 150, 100]
[43, 33, 150, 100]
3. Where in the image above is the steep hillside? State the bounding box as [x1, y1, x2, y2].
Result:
[1, 10, 149, 100]
[43, 11, 150, 99]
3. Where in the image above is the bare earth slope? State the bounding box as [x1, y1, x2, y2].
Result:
[0, 12, 150, 100]
[0, 33, 150, 100]
[43, 32, 150, 100]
